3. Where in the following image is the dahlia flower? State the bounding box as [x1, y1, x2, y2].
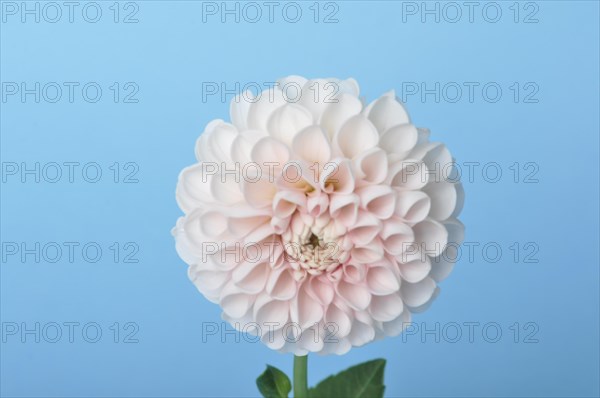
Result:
[174, 76, 464, 357]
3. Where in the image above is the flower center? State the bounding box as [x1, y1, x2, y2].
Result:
[281, 213, 349, 280]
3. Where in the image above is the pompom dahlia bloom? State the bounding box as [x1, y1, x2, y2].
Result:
[174, 76, 464, 355]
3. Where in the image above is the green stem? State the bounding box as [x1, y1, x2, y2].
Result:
[293, 355, 308, 398]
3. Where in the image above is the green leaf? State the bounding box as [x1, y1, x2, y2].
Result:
[308, 359, 386, 398]
[257, 365, 292, 398]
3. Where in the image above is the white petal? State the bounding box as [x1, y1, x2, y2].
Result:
[320, 93, 363, 139]
[452, 182, 465, 218]
[197, 121, 238, 163]
[381, 309, 411, 336]
[424, 181, 457, 221]
[176, 164, 215, 212]
[401, 277, 436, 308]
[247, 88, 287, 132]
[338, 78, 360, 97]
[267, 104, 313, 146]
[399, 256, 431, 283]
[381, 219, 414, 256]
[241, 178, 277, 208]
[387, 159, 428, 190]
[277, 75, 308, 94]
[413, 218, 448, 257]
[228, 215, 270, 238]
[230, 129, 266, 164]
[411, 142, 453, 183]
[334, 115, 379, 159]
[292, 125, 332, 164]
[210, 172, 243, 204]
[230, 90, 255, 131]
[299, 78, 344, 121]
[199, 211, 228, 238]
[379, 124, 418, 158]
[347, 318, 375, 347]
[395, 191, 431, 224]
[365, 91, 410, 133]
[188, 268, 229, 303]
[430, 218, 464, 282]
[251, 137, 291, 169]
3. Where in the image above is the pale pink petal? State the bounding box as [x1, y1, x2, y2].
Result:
[342, 263, 366, 284]
[228, 215, 270, 239]
[253, 293, 289, 329]
[220, 282, 255, 319]
[320, 159, 355, 194]
[265, 267, 297, 300]
[232, 262, 270, 294]
[336, 280, 371, 310]
[307, 193, 329, 217]
[357, 185, 396, 220]
[348, 212, 381, 246]
[325, 304, 352, 338]
[351, 241, 385, 263]
[367, 266, 400, 295]
[290, 286, 324, 329]
[380, 218, 414, 255]
[353, 148, 388, 186]
[369, 294, 404, 322]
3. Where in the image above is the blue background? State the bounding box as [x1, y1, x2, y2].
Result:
[1, 1, 599, 397]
